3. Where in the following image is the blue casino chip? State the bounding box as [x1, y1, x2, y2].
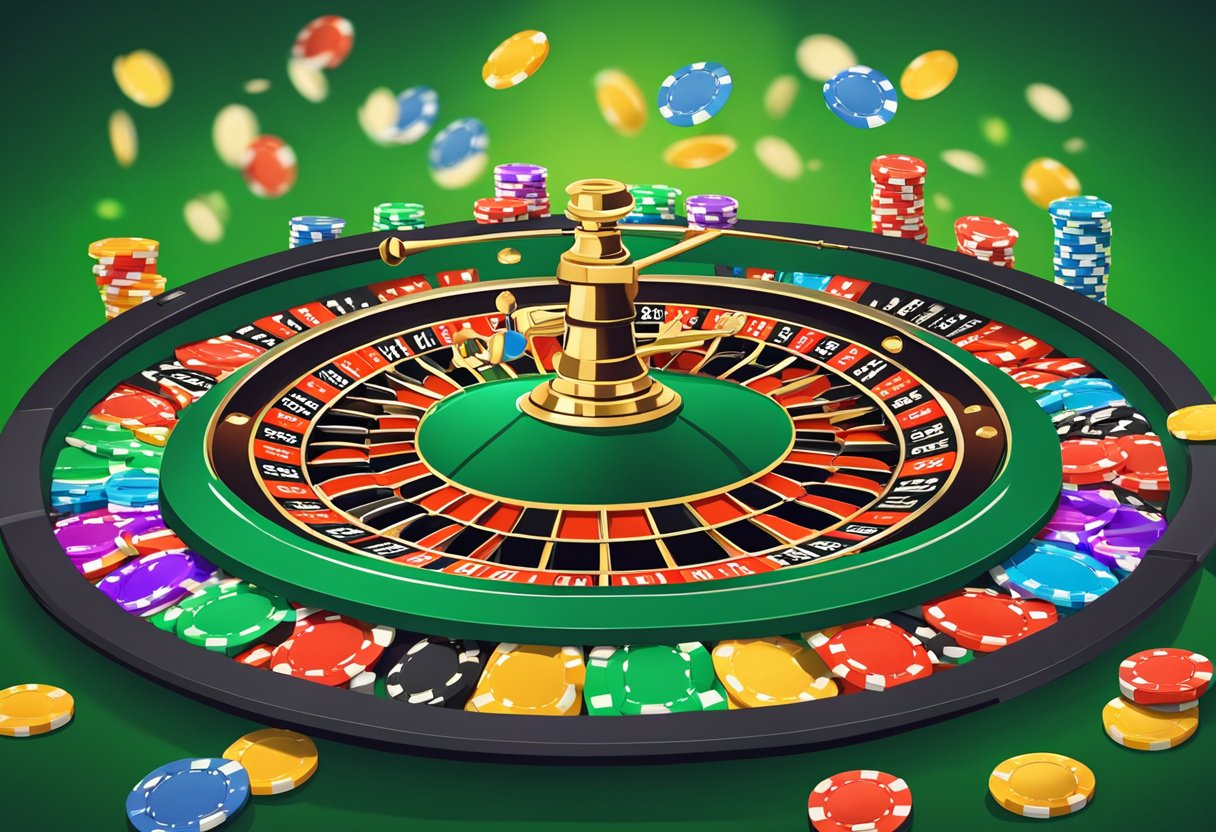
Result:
[1049, 195, 1113, 220]
[780, 272, 833, 291]
[126, 757, 250, 832]
[822, 65, 898, 128]
[990, 540, 1120, 609]
[393, 86, 439, 145]
[428, 118, 489, 170]
[657, 61, 733, 127]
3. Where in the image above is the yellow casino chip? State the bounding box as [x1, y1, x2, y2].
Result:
[1102, 697, 1198, 751]
[223, 728, 319, 795]
[713, 637, 838, 708]
[482, 30, 549, 89]
[0, 683, 75, 737]
[989, 752, 1095, 818]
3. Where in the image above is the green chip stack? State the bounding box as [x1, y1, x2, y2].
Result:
[373, 202, 425, 232]
[583, 642, 729, 715]
[622, 184, 681, 224]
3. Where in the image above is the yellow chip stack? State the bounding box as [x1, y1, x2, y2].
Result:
[88, 237, 166, 320]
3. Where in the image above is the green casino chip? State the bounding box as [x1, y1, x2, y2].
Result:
[585, 643, 728, 715]
[66, 424, 163, 460]
[166, 579, 295, 655]
[53, 445, 122, 481]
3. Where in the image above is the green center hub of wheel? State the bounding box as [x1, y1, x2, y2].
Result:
[414, 370, 795, 506]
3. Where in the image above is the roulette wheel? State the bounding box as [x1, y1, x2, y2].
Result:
[2, 178, 1211, 758]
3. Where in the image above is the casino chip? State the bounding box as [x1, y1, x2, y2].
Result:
[483, 30, 549, 89]
[126, 758, 250, 832]
[1112, 434, 1169, 493]
[595, 69, 647, 136]
[113, 49, 172, 108]
[584, 643, 727, 715]
[1118, 647, 1212, 706]
[271, 610, 394, 686]
[474, 196, 529, 224]
[385, 636, 483, 707]
[467, 643, 586, 715]
[807, 769, 912, 832]
[373, 202, 426, 232]
[823, 65, 898, 128]
[292, 15, 355, 69]
[1102, 697, 1199, 751]
[166, 579, 295, 655]
[1060, 437, 1127, 485]
[1168, 404, 1216, 441]
[991, 540, 1119, 609]
[814, 619, 933, 690]
[429, 119, 489, 189]
[657, 61, 733, 126]
[900, 50, 958, 100]
[97, 550, 217, 614]
[390, 86, 439, 144]
[494, 163, 549, 219]
[0, 684, 74, 737]
[223, 729, 318, 795]
[176, 337, 266, 377]
[923, 588, 1057, 652]
[663, 134, 737, 169]
[711, 637, 838, 707]
[241, 135, 298, 198]
[988, 753, 1095, 818]
[886, 610, 973, 666]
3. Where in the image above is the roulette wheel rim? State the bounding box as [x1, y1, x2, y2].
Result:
[1, 216, 1212, 759]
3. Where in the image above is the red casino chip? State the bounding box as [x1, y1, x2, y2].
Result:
[807, 769, 913, 832]
[815, 619, 933, 691]
[1112, 434, 1169, 492]
[1060, 438, 1127, 485]
[1118, 647, 1213, 705]
[870, 154, 927, 185]
[971, 335, 1053, 367]
[234, 644, 275, 669]
[1009, 369, 1066, 388]
[954, 216, 1019, 249]
[270, 611, 394, 686]
[922, 588, 1058, 652]
[241, 135, 298, 199]
[291, 15, 355, 69]
[473, 197, 528, 219]
[175, 337, 266, 376]
[1017, 357, 1094, 377]
[90, 389, 177, 428]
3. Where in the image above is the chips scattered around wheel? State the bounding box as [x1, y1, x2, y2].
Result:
[0, 683, 75, 737]
[988, 752, 1095, 818]
[807, 769, 912, 832]
[385, 637, 483, 707]
[223, 728, 319, 794]
[585, 643, 727, 715]
[657, 61, 733, 127]
[1102, 696, 1199, 751]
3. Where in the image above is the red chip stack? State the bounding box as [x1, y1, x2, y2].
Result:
[472, 197, 529, 224]
[870, 154, 927, 243]
[954, 216, 1019, 268]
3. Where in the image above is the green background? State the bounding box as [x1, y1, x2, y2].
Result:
[1, 0, 1214, 830]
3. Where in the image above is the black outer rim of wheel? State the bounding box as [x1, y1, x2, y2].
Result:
[1, 217, 1212, 761]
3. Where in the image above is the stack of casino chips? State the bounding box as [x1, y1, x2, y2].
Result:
[472, 196, 529, 224]
[493, 163, 550, 219]
[623, 184, 681, 224]
[685, 194, 738, 230]
[289, 216, 345, 249]
[954, 216, 1019, 268]
[1050, 195, 1112, 305]
[89, 237, 165, 321]
[870, 154, 927, 243]
[1102, 646, 1209, 752]
[372, 202, 425, 232]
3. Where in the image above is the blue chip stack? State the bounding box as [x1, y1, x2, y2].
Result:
[1049, 196, 1111, 305]
[289, 215, 345, 249]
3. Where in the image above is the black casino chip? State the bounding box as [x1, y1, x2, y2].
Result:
[384, 637, 484, 707]
[1078, 405, 1151, 438]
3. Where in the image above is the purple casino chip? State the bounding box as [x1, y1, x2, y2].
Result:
[1087, 504, 1165, 569]
[1038, 492, 1118, 547]
[97, 549, 218, 613]
[54, 510, 164, 561]
[685, 194, 739, 214]
[493, 163, 547, 184]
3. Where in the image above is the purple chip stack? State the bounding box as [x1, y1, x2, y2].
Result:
[684, 194, 738, 230]
[493, 163, 550, 219]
